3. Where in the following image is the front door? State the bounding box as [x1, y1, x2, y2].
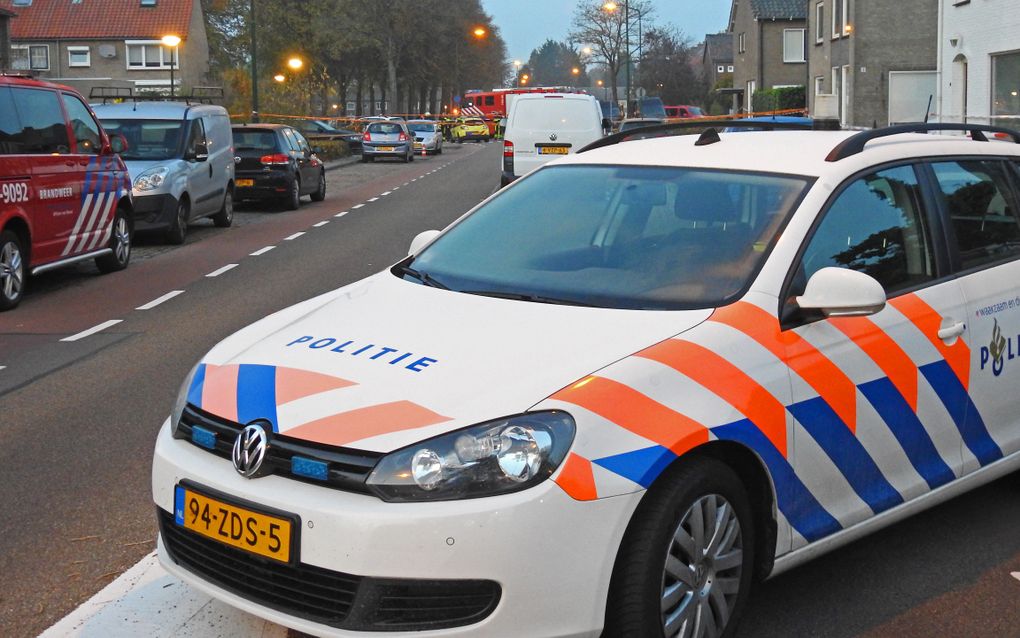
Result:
[60, 92, 116, 255]
[184, 118, 215, 216]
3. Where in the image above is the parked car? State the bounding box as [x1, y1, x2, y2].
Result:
[618, 117, 665, 133]
[361, 121, 415, 163]
[724, 115, 815, 132]
[599, 98, 622, 123]
[294, 119, 362, 153]
[155, 121, 1020, 637]
[231, 124, 327, 210]
[664, 105, 704, 118]
[0, 74, 133, 310]
[94, 101, 234, 244]
[501, 92, 606, 187]
[451, 118, 490, 143]
[406, 120, 443, 155]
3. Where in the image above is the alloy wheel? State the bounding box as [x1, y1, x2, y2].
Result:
[113, 216, 131, 264]
[1, 240, 23, 301]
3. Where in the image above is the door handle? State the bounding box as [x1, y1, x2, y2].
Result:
[208, 164, 213, 178]
[938, 320, 966, 341]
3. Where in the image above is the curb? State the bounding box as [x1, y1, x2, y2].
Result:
[324, 155, 361, 172]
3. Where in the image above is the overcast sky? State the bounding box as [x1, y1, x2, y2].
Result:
[480, 0, 731, 62]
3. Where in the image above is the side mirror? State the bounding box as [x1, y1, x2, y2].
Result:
[189, 142, 209, 162]
[408, 229, 441, 256]
[602, 117, 613, 134]
[108, 134, 129, 155]
[796, 267, 886, 317]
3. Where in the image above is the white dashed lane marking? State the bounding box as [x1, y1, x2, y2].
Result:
[0, 366, 6, 372]
[135, 290, 185, 310]
[352, 203, 365, 209]
[380, 191, 391, 196]
[334, 211, 348, 218]
[205, 264, 238, 278]
[367, 197, 379, 202]
[1012, 572, 1020, 582]
[313, 221, 329, 227]
[250, 246, 275, 256]
[61, 319, 123, 342]
[284, 232, 305, 241]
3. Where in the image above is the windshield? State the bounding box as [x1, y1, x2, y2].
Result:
[100, 119, 183, 161]
[405, 165, 810, 310]
[408, 122, 436, 133]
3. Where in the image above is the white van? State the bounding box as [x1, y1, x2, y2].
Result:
[501, 93, 606, 187]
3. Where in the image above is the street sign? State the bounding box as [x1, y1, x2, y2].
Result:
[636, 87, 647, 98]
[453, 95, 461, 104]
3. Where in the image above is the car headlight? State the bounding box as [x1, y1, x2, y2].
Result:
[170, 362, 201, 436]
[366, 411, 575, 502]
[134, 166, 170, 192]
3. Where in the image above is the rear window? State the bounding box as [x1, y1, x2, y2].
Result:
[407, 122, 436, 133]
[233, 129, 279, 152]
[368, 123, 403, 134]
[512, 98, 596, 132]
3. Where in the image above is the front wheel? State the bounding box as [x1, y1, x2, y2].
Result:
[212, 189, 233, 227]
[310, 171, 326, 202]
[0, 230, 26, 311]
[96, 209, 132, 273]
[165, 198, 189, 245]
[604, 457, 755, 638]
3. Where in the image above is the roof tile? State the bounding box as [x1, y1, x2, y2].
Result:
[750, 0, 807, 19]
[2, 0, 194, 40]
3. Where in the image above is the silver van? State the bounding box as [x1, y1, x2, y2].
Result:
[92, 102, 234, 244]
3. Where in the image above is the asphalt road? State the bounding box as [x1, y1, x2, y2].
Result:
[3, 140, 1020, 637]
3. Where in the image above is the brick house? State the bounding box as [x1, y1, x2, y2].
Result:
[807, 0, 938, 128]
[0, 7, 13, 70]
[703, 32, 734, 92]
[2, 0, 209, 97]
[937, 0, 1020, 127]
[729, 0, 807, 112]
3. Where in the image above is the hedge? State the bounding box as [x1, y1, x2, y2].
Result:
[751, 86, 806, 113]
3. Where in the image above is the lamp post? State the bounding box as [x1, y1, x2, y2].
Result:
[249, 0, 259, 121]
[513, 60, 522, 87]
[161, 34, 181, 97]
[603, 1, 630, 115]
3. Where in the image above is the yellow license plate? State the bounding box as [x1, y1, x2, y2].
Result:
[174, 485, 294, 563]
[414, 143, 424, 149]
[539, 146, 569, 155]
[378, 146, 395, 151]
[236, 179, 254, 187]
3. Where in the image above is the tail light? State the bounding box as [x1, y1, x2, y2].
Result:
[363, 131, 372, 142]
[503, 140, 514, 175]
[260, 153, 290, 165]
[503, 140, 514, 157]
[398, 132, 409, 142]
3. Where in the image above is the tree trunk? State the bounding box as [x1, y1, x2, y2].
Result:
[370, 83, 376, 115]
[355, 77, 364, 117]
[386, 34, 398, 115]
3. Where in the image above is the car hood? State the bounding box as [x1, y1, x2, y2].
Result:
[190, 273, 711, 453]
[123, 158, 182, 177]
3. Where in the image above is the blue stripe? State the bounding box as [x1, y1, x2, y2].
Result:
[174, 485, 185, 525]
[713, 419, 842, 542]
[81, 164, 96, 206]
[235, 364, 278, 431]
[858, 378, 956, 490]
[186, 363, 206, 408]
[594, 445, 677, 488]
[788, 398, 904, 515]
[920, 361, 1002, 466]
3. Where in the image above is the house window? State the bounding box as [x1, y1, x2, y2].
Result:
[815, 76, 825, 95]
[738, 33, 746, 54]
[831, 0, 843, 39]
[842, 0, 851, 35]
[728, 65, 734, 72]
[11, 0, 32, 6]
[746, 80, 756, 111]
[67, 46, 91, 68]
[784, 29, 806, 63]
[717, 65, 725, 73]
[140, 0, 157, 6]
[11, 45, 49, 70]
[815, 2, 825, 43]
[125, 40, 177, 70]
[992, 51, 1020, 121]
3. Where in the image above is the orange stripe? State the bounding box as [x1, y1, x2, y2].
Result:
[829, 316, 919, 411]
[284, 401, 450, 447]
[201, 364, 238, 422]
[274, 367, 356, 406]
[552, 377, 708, 456]
[637, 339, 788, 457]
[711, 302, 858, 432]
[889, 293, 970, 391]
[554, 453, 598, 501]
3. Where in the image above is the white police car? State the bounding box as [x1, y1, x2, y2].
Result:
[153, 122, 1020, 637]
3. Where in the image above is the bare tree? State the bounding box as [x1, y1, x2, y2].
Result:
[569, 0, 652, 109]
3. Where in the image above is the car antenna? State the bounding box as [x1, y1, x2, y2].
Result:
[923, 94, 933, 123]
[695, 127, 721, 146]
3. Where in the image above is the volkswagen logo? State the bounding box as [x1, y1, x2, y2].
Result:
[549, 133, 558, 141]
[232, 422, 269, 478]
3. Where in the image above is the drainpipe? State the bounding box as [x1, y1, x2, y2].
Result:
[757, 18, 765, 110]
[936, 0, 944, 122]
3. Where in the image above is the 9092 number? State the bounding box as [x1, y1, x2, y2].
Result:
[1, 182, 29, 204]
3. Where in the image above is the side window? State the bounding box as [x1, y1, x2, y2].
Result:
[292, 131, 311, 153]
[798, 165, 933, 295]
[931, 160, 1020, 270]
[0, 87, 22, 155]
[9, 87, 71, 154]
[281, 128, 300, 152]
[60, 93, 102, 154]
[185, 118, 207, 156]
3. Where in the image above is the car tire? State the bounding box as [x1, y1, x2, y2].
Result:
[409, 151, 415, 162]
[311, 170, 326, 202]
[95, 208, 132, 273]
[0, 229, 26, 311]
[212, 188, 234, 227]
[402, 151, 410, 163]
[285, 177, 301, 210]
[165, 198, 189, 245]
[603, 456, 755, 638]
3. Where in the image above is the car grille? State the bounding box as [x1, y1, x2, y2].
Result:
[158, 509, 501, 631]
[175, 405, 382, 494]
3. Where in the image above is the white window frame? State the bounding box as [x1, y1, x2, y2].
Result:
[842, 0, 851, 36]
[831, 0, 843, 39]
[815, 76, 825, 95]
[67, 46, 91, 68]
[815, 2, 825, 44]
[746, 79, 756, 111]
[12, 44, 50, 70]
[717, 65, 725, 73]
[783, 29, 806, 63]
[728, 65, 734, 72]
[738, 33, 746, 54]
[125, 40, 177, 70]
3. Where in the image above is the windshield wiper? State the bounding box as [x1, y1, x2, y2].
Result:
[395, 264, 450, 290]
[463, 290, 597, 307]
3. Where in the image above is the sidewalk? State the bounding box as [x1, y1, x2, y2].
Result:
[40, 552, 287, 638]
[323, 155, 361, 172]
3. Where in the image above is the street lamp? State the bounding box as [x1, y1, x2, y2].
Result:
[287, 56, 303, 71]
[521, 73, 530, 86]
[273, 74, 286, 83]
[473, 27, 487, 38]
[161, 34, 181, 97]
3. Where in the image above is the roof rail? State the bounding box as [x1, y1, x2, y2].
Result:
[89, 86, 133, 102]
[88, 85, 224, 105]
[190, 86, 224, 100]
[0, 71, 35, 79]
[826, 123, 1020, 162]
[577, 119, 815, 154]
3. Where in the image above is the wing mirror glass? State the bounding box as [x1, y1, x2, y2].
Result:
[796, 267, 886, 317]
[108, 134, 129, 155]
[189, 142, 209, 162]
[408, 229, 441, 256]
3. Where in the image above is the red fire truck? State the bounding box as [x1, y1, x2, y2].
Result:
[459, 87, 590, 122]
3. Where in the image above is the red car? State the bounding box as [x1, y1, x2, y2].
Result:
[664, 105, 705, 118]
[0, 73, 133, 311]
